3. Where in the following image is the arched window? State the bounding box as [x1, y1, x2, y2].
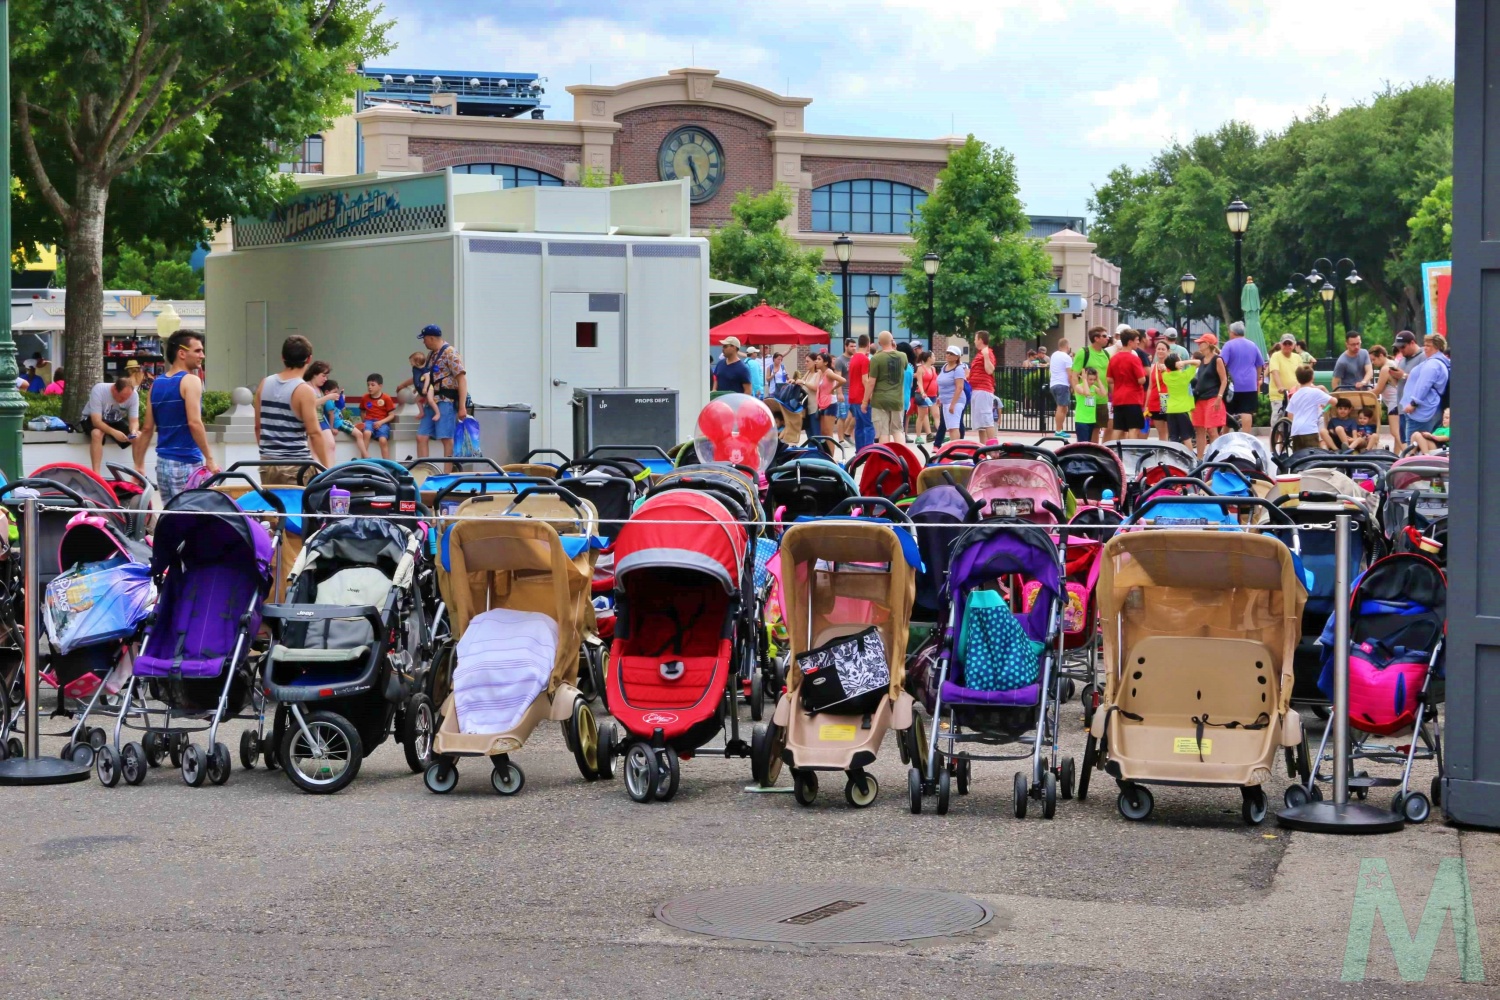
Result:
[810, 180, 927, 234]
[451, 164, 564, 187]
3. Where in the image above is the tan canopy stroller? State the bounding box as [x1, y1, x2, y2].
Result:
[1081, 526, 1306, 824]
[765, 381, 813, 445]
[751, 500, 920, 808]
[423, 485, 608, 795]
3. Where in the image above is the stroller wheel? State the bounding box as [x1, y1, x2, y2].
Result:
[908, 767, 923, 814]
[491, 757, 525, 796]
[1081, 684, 1100, 729]
[569, 699, 601, 782]
[656, 747, 681, 803]
[142, 731, 165, 768]
[623, 743, 659, 804]
[1078, 735, 1098, 802]
[239, 730, 260, 770]
[956, 753, 971, 796]
[936, 769, 950, 815]
[749, 670, 764, 722]
[1042, 770, 1057, 820]
[279, 711, 362, 795]
[1400, 791, 1431, 824]
[401, 694, 436, 774]
[1431, 775, 1442, 808]
[121, 742, 147, 786]
[793, 768, 818, 807]
[1012, 771, 1028, 819]
[95, 744, 121, 788]
[1283, 784, 1310, 810]
[1059, 756, 1076, 800]
[844, 771, 878, 808]
[87, 727, 107, 749]
[423, 759, 459, 794]
[207, 742, 232, 786]
[67, 741, 95, 768]
[1117, 784, 1153, 821]
[597, 723, 617, 781]
[5, 737, 20, 761]
[181, 744, 207, 788]
[1240, 786, 1268, 826]
[751, 721, 786, 789]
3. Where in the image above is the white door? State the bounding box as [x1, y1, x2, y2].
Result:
[549, 292, 623, 449]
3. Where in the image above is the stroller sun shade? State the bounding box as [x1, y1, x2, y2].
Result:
[613, 490, 747, 594]
[151, 489, 275, 578]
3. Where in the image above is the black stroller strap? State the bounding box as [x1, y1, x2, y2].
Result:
[644, 592, 709, 658]
[1189, 713, 1271, 762]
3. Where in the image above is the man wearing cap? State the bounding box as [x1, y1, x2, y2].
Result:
[22, 359, 43, 393]
[1391, 329, 1427, 443]
[1163, 328, 1189, 362]
[744, 346, 765, 397]
[712, 336, 752, 395]
[417, 324, 468, 461]
[78, 376, 140, 473]
[1268, 334, 1304, 406]
[1220, 320, 1267, 433]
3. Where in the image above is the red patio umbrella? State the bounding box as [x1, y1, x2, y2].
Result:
[710, 302, 831, 346]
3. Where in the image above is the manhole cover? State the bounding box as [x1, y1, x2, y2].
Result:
[657, 883, 991, 944]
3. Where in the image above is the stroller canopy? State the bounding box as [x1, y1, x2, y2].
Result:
[847, 443, 921, 501]
[1055, 443, 1125, 503]
[1109, 439, 1198, 480]
[58, 511, 150, 571]
[1387, 456, 1448, 493]
[614, 490, 747, 594]
[152, 489, 274, 579]
[1204, 432, 1274, 477]
[908, 485, 976, 614]
[948, 524, 1062, 644]
[301, 516, 409, 569]
[970, 459, 1067, 519]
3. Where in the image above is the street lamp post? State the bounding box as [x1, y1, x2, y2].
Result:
[1180, 273, 1197, 339]
[1225, 198, 1250, 315]
[1300, 257, 1361, 362]
[923, 252, 940, 347]
[865, 287, 881, 343]
[0, 0, 25, 479]
[834, 234, 853, 346]
[1320, 281, 1337, 360]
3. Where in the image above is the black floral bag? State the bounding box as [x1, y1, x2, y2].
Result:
[796, 626, 891, 715]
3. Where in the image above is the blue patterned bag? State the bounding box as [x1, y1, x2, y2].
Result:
[958, 590, 1044, 691]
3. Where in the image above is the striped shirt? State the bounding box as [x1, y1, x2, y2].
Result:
[258, 373, 313, 461]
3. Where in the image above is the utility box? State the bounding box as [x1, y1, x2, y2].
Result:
[572, 387, 679, 457]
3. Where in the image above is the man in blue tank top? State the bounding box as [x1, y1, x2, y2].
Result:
[134, 330, 217, 500]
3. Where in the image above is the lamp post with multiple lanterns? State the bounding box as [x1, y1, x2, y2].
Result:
[833, 234, 853, 347]
[1289, 258, 1361, 361]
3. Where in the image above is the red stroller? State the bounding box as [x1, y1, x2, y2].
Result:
[846, 443, 922, 503]
[605, 488, 753, 803]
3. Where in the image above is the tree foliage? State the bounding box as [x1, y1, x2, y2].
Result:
[1399, 175, 1453, 286]
[1088, 81, 1453, 339]
[55, 238, 203, 299]
[12, 0, 392, 419]
[708, 185, 841, 330]
[894, 136, 1056, 342]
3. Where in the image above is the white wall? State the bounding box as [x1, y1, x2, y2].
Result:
[627, 244, 708, 443]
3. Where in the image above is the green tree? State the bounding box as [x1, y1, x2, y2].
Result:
[894, 136, 1056, 342]
[12, 0, 391, 420]
[578, 166, 626, 187]
[56, 238, 204, 299]
[707, 185, 840, 329]
[1399, 175, 1453, 282]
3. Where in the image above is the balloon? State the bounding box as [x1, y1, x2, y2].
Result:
[693, 394, 779, 473]
[696, 399, 736, 442]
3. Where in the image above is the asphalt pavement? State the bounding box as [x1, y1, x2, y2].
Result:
[0, 693, 1493, 999]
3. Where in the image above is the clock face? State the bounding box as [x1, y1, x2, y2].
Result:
[658, 126, 725, 203]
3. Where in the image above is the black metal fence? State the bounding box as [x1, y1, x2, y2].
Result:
[992, 365, 1071, 433]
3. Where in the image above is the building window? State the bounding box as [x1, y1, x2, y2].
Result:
[451, 164, 564, 187]
[810, 180, 927, 234]
[822, 273, 915, 343]
[277, 135, 324, 174]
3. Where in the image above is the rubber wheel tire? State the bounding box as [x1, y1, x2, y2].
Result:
[1081, 684, 1100, 729]
[956, 753, 971, 796]
[936, 768, 951, 815]
[749, 669, 764, 722]
[793, 769, 818, 807]
[569, 699, 600, 782]
[623, 743, 659, 803]
[1431, 775, 1442, 807]
[491, 758, 525, 796]
[1241, 786, 1268, 825]
[1308, 782, 1324, 802]
[401, 694, 435, 774]
[142, 731, 165, 767]
[1078, 735, 1097, 802]
[180, 743, 207, 788]
[95, 744, 121, 787]
[908, 767, 923, 814]
[750, 723, 772, 787]
[1284, 784, 1310, 809]
[239, 730, 259, 770]
[597, 723, 616, 780]
[168, 740, 183, 770]
[1118, 784, 1153, 821]
[121, 742, 147, 785]
[656, 747, 681, 803]
[1012, 771, 1028, 819]
[207, 742, 232, 786]
[1042, 770, 1058, 819]
[1060, 756, 1076, 801]
[6, 736, 22, 760]
[86, 727, 106, 749]
[1402, 791, 1431, 824]
[844, 771, 878, 808]
[279, 711, 363, 795]
[68, 741, 96, 768]
[424, 759, 458, 794]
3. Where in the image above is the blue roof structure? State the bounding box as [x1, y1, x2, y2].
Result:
[359, 67, 548, 118]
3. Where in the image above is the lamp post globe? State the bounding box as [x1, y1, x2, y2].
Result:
[833, 234, 853, 344]
[1320, 281, 1337, 360]
[923, 253, 939, 347]
[1180, 273, 1196, 337]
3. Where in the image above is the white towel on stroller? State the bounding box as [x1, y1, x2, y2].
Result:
[453, 609, 558, 735]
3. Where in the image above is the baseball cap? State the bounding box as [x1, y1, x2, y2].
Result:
[1279, 334, 1297, 346]
[720, 336, 741, 349]
[1115, 323, 1134, 336]
[745, 345, 759, 355]
[1393, 330, 1417, 346]
[418, 324, 442, 340]
[1195, 332, 1219, 346]
[1164, 329, 1179, 339]
[23, 359, 35, 368]
[946, 344, 963, 356]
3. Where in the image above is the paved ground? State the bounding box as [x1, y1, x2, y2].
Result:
[1, 693, 1493, 999]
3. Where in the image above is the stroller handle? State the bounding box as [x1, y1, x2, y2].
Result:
[828, 496, 914, 524]
[226, 459, 326, 485]
[584, 444, 672, 463]
[1130, 492, 1296, 526]
[804, 435, 838, 458]
[1135, 476, 1213, 506]
[522, 448, 571, 467]
[1190, 460, 1266, 481]
[0, 478, 95, 511]
[400, 456, 504, 474]
[199, 472, 287, 514]
[431, 475, 552, 514]
[511, 484, 588, 513]
[974, 442, 1062, 468]
[104, 463, 153, 492]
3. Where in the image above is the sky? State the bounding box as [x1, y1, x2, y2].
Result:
[374, 0, 1455, 220]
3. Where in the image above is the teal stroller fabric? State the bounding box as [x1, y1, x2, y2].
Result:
[957, 589, 1045, 692]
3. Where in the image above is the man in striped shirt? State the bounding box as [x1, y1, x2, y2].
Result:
[254, 335, 331, 485]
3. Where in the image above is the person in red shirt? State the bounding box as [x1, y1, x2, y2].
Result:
[1106, 330, 1148, 440]
[356, 373, 398, 459]
[967, 330, 998, 440]
[846, 335, 873, 450]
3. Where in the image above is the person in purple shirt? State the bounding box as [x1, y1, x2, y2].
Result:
[1219, 321, 1266, 432]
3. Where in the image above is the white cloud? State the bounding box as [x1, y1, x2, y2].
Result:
[1089, 77, 1162, 109]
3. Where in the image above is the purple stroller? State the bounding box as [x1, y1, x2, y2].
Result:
[100, 489, 277, 788]
[913, 522, 1069, 819]
[907, 484, 981, 622]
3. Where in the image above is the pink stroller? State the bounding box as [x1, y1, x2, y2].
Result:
[969, 454, 1068, 525]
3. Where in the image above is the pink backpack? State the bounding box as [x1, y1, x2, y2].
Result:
[1347, 640, 1429, 736]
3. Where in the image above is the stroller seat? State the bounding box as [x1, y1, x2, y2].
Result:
[268, 566, 393, 681]
[1112, 636, 1279, 782]
[939, 680, 1039, 708]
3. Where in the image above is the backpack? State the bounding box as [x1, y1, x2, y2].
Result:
[957, 590, 1043, 692]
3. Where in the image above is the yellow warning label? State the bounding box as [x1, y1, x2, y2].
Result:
[819, 724, 857, 741]
[1174, 737, 1211, 755]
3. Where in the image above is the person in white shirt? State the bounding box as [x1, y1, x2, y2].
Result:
[79, 377, 141, 474]
[1284, 365, 1333, 451]
[1048, 339, 1073, 434]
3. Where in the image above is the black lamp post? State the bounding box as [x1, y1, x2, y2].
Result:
[1319, 280, 1337, 360]
[865, 287, 881, 342]
[834, 234, 853, 346]
[1225, 198, 1250, 314]
[1180, 273, 1196, 337]
[923, 252, 940, 347]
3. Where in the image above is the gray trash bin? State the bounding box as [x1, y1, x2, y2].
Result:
[471, 404, 533, 465]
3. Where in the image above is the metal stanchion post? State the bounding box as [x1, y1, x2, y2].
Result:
[1277, 514, 1401, 832]
[0, 496, 90, 784]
